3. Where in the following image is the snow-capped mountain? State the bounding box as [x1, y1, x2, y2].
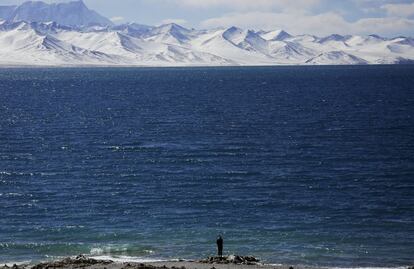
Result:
[0, 1, 413, 66]
[260, 30, 292, 41]
[0, 0, 112, 27]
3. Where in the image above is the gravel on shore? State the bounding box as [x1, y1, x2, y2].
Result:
[2, 255, 411, 269]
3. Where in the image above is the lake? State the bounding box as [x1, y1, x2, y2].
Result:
[0, 66, 413, 267]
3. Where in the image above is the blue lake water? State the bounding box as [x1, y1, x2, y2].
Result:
[0, 66, 413, 267]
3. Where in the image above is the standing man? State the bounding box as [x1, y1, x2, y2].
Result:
[216, 235, 223, 257]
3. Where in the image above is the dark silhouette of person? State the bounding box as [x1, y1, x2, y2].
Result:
[216, 235, 223, 257]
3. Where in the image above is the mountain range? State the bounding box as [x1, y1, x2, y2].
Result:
[0, 0, 413, 66]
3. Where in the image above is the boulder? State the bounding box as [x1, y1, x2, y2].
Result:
[199, 255, 260, 265]
[31, 256, 113, 269]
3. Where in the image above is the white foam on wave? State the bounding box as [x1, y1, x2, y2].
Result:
[89, 255, 171, 263]
[4, 261, 33, 267]
[0, 171, 34, 176]
[89, 245, 154, 255]
[88, 245, 169, 264]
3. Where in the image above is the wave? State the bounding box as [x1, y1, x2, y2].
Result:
[88, 255, 170, 263]
[85, 244, 167, 264]
[3, 261, 33, 267]
[0, 171, 34, 176]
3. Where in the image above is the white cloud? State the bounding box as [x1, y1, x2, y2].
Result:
[158, 18, 188, 26]
[200, 10, 414, 37]
[200, 11, 347, 34]
[110, 16, 125, 23]
[168, 0, 321, 11]
[355, 16, 414, 35]
[382, 2, 414, 17]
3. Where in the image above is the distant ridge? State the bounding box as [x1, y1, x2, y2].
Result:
[0, 0, 113, 26]
[0, 1, 413, 66]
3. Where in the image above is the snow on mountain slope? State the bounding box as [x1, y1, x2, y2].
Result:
[268, 41, 317, 64]
[330, 35, 414, 64]
[260, 30, 292, 41]
[144, 23, 194, 45]
[346, 35, 385, 47]
[222, 27, 269, 54]
[318, 34, 350, 43]
[142, 45, 233, 65]
[56, 30, 143, 58]
[392, 37, 414, 46]
[1, 20, 413, 66]
[0, 22, 121, 65]
[317, 34, 352, 51]
[191, 27, 275, 65]
[0, 22, 45, 51]
[222, 26, 248, 45]
[0, 0, 112, 27]
[112, 23, 154, 38]
[306, 51, 368, 65]
[54, 24, 232, 65]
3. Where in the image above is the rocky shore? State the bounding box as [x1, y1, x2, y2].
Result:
[198, 256, 260, 265]
[1, 255, 412, 269]
[0, 255, 289, 269]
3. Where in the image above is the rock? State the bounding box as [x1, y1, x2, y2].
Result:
[199, 255, 260, 265]
[245, 257, 259, 262]
[1, 264, 23, 269]
[31, 256, 113, 269]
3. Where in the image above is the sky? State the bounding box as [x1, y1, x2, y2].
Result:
[1, 0, 414, 37]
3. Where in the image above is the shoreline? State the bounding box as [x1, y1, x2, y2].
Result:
[1, 255, 412, 269]
[0, 63, 411, 69]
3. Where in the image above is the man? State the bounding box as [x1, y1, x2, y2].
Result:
[216, 235, 223, 257]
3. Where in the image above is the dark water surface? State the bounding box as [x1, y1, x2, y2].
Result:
[0, 66, 413, 267]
